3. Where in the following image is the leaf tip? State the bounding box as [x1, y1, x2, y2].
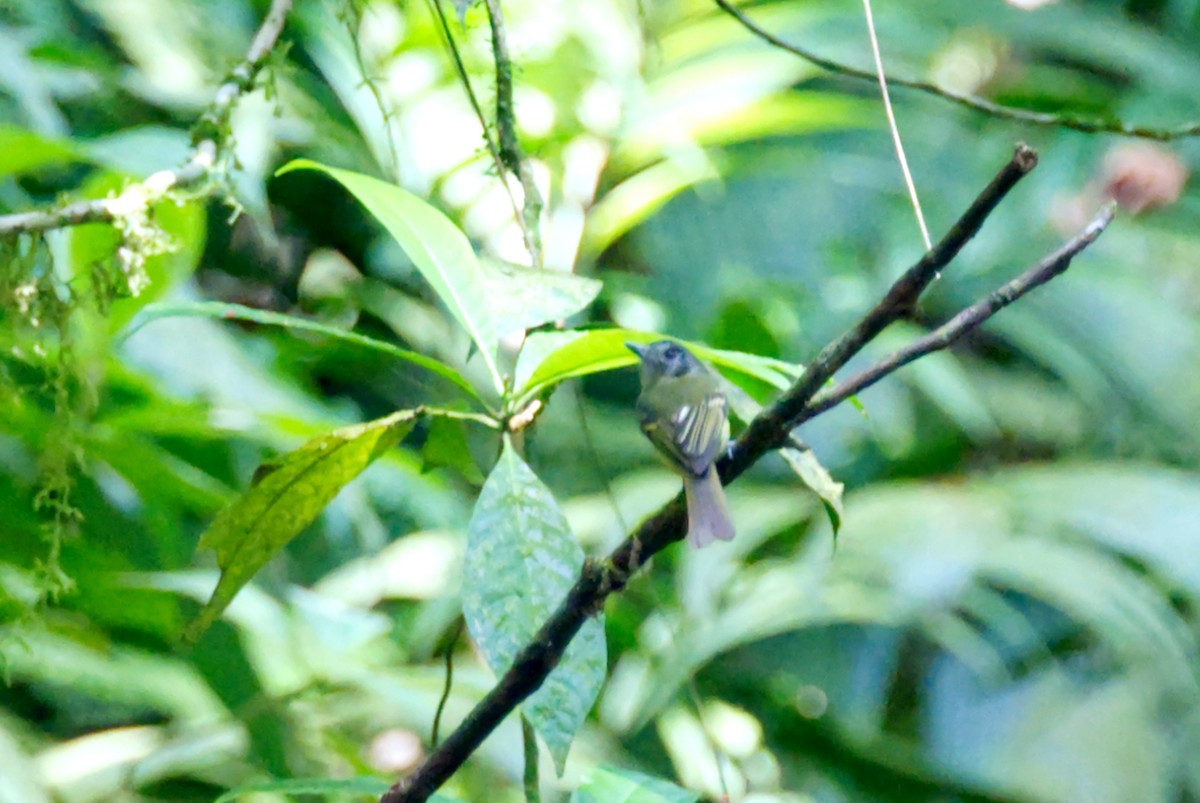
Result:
[273, 158, 320, 179]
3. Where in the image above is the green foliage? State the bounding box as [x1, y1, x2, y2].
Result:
[184, 409, 423, 643]
[779, 445, 843, 534]
[463, 437, 606, 773]
[278, 160, 507, 394]
[481, 259, 603, 339]
[515, 328, 800, 404]
[3, 0, 1200, 801]
[127, 301, 486, 404]
[570, 766, 698, 803]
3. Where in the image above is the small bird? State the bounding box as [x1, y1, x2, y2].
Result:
[627, 340, 735, 548]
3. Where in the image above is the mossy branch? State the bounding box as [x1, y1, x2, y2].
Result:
[0, 0, 294, 239]
[485, 0, 543, 264]
[715, 0, 1200, 141]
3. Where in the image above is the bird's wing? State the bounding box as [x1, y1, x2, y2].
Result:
[640, 392, 728, 476]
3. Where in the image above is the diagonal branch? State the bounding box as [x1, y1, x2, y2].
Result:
[722, 143, 1037, 476]
[714, 0, 1200, 142]
[381, 144, 1115, 802]
[0, 0, 294, 239]
[801, 203, 1117, 421]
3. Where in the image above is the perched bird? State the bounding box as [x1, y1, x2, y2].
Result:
[627, 340, 735, 548]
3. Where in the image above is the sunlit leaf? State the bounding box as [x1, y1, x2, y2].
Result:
[581, 159, 720, 259]
[483, 259, 602, 338]
[0, 126, 78, 177]
[0, 721, 52, 803]
[182, 409, 422, 644]
[570, 765, 698, 803]
[124, 301, 486, 405]
[514, 328, 799, 403]
[277, 159, 505, 394]
[463, 437, 606, 773]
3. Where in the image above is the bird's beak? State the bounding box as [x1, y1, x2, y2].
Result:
[625, 342, 647, 359]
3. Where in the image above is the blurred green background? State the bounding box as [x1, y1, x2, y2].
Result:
[2, 0, 1200, 801]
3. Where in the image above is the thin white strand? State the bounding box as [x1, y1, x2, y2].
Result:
[861, 0, 932, 251]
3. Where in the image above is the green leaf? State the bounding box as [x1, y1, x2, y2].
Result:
[182, 409, 422, 644]
[483, 258, 603, 338]
[277, 159, 504, 394]
[780, 445, 844, 536]
[570, 766, 698, 803]
[722, 386, 843, 536]
[211, 777, 390, 802]
[0, 126, 78, 177]
[462, 437, 606, 774]
[422, 415, 485, 484]
[514, 328, 799, 403]
[124, 301, 486, 406]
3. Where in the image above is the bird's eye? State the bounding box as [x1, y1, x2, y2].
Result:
[663, 344, 682, 360]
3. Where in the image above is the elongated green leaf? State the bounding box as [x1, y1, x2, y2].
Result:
[124, 301, 485, 405]
[277, 159, 504, 394]
[483, 259, 603, 338]
[722, 385, 843, 535]
[570, 766, 698, 803]
[514, 328, 799, 403]
[463, 438, 606, 774]
[211, 777, 390, 802]
[781, 444, 844, 536]
[183, 410, 422, 644]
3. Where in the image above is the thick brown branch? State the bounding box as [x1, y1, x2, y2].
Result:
[380, 145, 1116, 803]
[0, 0, 293, 239]
[714, 0, 1200, 142]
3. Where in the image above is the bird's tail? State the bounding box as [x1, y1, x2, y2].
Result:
[683, 469, 735, 548]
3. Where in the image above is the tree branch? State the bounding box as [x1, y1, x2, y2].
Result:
[722, 143, 1037, 476]
[714, 0, 1200, 142]
[484, 0, 543, 265]
[382, 144, 1114, 802]
[801, 203, 1117, 421]
[426, 0, 532, 259]
[0, 0, 294, 239]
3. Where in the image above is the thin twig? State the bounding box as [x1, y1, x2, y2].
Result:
[425, 0, 532, 254]
[714, 0, 1200, 142]
[484, 0, 543, 265]
[723, 143, 1038, 474]
[342, 0, 401, 179]
[801, 203, 1117, 420]
[379, 144, 1117, 803]
[685, 678, 731, 801]
[431, 619, 463, 747]
[860, 0, 930, 250]
[0, 0, 294, 239]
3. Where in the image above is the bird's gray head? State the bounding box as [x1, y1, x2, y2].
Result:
[626, 340, 701, 383]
